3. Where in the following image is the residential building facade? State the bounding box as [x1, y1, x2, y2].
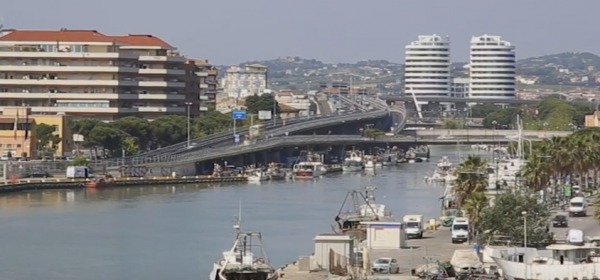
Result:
[404, 34, 451, 97]
[188, 59, 218, 112]
[0, 29, 204, 121]
[222, 64, 267, 99]
[468, 34, 516, 99]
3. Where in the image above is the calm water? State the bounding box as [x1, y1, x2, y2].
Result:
[0, 145, 486, 280]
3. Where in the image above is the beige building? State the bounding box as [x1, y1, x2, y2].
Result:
[0, 28, 209, 120]
[585, 111, 600, 128]
[222, 64, 267, 98]
[189, 59, 218, 112]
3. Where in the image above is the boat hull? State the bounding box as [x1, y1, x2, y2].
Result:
[343, 165, 363, 172]
[493, 257, 600, 280]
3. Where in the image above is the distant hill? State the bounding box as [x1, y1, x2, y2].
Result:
[517, 52, 600, 85]
[216, 52, 600, 92]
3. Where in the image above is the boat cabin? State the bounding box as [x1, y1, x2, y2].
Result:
[544, 244, 600, 265]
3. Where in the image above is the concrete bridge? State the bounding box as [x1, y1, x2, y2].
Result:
[413, 129, 572, 139]
[98, 131, 555, 176]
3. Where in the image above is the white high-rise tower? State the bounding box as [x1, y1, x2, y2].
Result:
[469, 35, 516, 99]
[404, 35, 451, 97]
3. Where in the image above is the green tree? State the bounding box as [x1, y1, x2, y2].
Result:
[193, 110, 233, 137]
[87, 126, 129, 157]
[72, 155, 89, 166]
[482, 108, 522, 128]
[364, 128, 385, 139]
[110, 116, 151, 150]
[452, 155, 488, 207]
[34, 123, 62, 157]
[478, 192, 552, 246]
[244, 93, 280, 115]
[150, 115, 187, 148]
[470, 104, 500, 118]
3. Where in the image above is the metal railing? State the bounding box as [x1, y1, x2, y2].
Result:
[91, 97, 390, 167]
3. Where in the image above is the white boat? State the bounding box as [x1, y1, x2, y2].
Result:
[364, 155, 378, 169]
[333, 186, 393, 240]
[292, 162, 325, 179]
[382, 152, 398, 166]
[209, 210, 276, 280]
[343, 152, 364, 172]
[491, 241, 600, 280]
[437, 156, 452, 170]
[247, 170, 268, 182]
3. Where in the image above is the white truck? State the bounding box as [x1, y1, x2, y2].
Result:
[403, 214, 424, 239]
[568, 196, 587, 217]
[451, 217, 469, 244]
[66, 166, 90, 179]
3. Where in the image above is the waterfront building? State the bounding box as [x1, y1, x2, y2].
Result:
[468, 34, 516, 99]
[188, 59, 218, 112]
[222, 64, 267, 99]
[0, 107, 72, 158]
[450, 77, 470, 98]
[404, 34, 451, 98]
[0, 28, 209, 121]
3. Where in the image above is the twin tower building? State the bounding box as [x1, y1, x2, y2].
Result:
[405, 34, 516, 100]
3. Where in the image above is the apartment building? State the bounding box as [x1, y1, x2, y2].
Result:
[189, 59, 218, 112]
[0, 28, 204, 121]
[404, 34, 451, 97]
[222, 64, 267, 99]
[469, 34, 516, 99]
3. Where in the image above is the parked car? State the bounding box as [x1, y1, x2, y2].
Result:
[371, 257, 399, 274]
[553, 215, 568, 228]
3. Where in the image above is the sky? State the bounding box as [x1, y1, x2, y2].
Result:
[2, 0, 599, 65]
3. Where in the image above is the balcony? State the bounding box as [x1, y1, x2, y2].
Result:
[139, 55, 186, 63]
[0, 92, 186, 100]
[134, 107, 185, 113]
[0, 79, 138, 87]
[24, 106, 126, 114]
[0, 51, 137, 59]
[199, 84, 209, 89]
[138, 81, 186, 88]
[139, 68, 186, 75]
[0, 65, 138, 73]
[195, 71, 209, 77]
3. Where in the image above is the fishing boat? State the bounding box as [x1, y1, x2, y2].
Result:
[342, 151, 364, 172]
[266, 163, 286, 181]
[381, 148, 398, 166]
[437, 156, 452, 171]
[246, 169, 268, 183]
[332, 186, 393, 241]
[85, 174, 115, 188]
[491, 230, 600, 280]
[364, 155, 379, 169]
[408, 145, 430, 161]
[292, 162, 325, 179]
[209, 208, 276, 280]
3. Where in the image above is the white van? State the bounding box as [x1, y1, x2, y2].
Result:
[451, 217, 469, 244]
[568, 197, 587, 217]
[403, 214, 424, 239]
[66, 166, 90, 179]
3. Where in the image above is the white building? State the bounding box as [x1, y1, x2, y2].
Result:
[222, 64, 267, 99]
[469, 35, 516, 99]
[404, 34, 451, 97]
[0, 28, 205, 120]
[451, 77, 470, 98]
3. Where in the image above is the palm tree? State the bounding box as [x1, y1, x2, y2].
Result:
[463, 192, 488, 238]
[452, 155, 488, 207]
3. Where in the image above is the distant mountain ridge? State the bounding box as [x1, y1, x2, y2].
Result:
[216, 52, 600, 90]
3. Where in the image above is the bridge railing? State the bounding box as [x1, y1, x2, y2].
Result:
[92, 109, 390, 169]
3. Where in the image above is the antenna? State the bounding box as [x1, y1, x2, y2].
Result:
[233, 199, 241, 231]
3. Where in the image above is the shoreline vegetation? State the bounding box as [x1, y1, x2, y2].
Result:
[451, 126, 600, 247]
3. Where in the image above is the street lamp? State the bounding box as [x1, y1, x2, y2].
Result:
[522, 211, 528, 280]
[185, 102, 193, 147]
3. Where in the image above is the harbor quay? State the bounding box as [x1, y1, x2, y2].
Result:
[278, 205, 600, 280]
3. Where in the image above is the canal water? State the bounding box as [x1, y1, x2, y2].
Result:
[0, 145, 488, 280]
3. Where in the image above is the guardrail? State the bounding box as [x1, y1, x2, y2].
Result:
[96, 97, 388, 163]
[92, 107, 390, 168]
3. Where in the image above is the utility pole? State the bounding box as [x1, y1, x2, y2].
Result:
[185, 102, 193, 147]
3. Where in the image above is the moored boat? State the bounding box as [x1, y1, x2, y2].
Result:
[209, 210, 276, 280]
[85, 175, 114, 188]
[342, 151, 364, 172]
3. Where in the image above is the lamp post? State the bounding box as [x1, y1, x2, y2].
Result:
[185, 102, 193, 147]
[522, 211, 528, 280]
[492, 121, 498, 144]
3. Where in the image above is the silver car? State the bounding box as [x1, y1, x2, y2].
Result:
[371, 257, 399, 274]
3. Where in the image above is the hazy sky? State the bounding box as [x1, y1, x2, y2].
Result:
[2, 0, 598, 65]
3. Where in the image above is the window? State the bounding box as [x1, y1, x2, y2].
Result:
[16, 144, 21, 148]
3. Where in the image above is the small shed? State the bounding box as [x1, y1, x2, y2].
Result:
[313, 234, 354, 271]
[363, 221, 406, 249]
